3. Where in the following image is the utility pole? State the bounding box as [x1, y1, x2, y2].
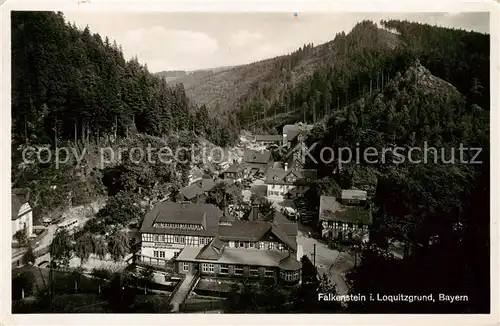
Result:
[312, 244, 316, 267]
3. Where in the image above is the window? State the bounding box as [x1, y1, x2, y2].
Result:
[278, 243, 284, 251]
[173, 251, 180, 258]
[202, 263, 214, 273]
[160, 235, 165, 242]
[174, 236, 180, 243]
[159, 251, 165, 258]
[249, 268, 259, 277]
[154, 235, 159, 242]
[249, 242, 255, 249]
[153, 251, 159, 258]
[265, 268, 274, 278]
[268, 242, 276, 250]
[183, 262, 189, 272]
[234, 265, 244, 276]
[281, 270, 300, 281]
[219, 264, 229, 275]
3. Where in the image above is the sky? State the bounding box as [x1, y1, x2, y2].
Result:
[61, 11, 490, 73]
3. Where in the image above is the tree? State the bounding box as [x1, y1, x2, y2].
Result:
[22, 245, 35, 265]
[138, 265, 154, 294]
[93, 236, 108, 260]
[259, 199, 276, 222]
[50, 229, 73, 268]
[108, 231, 130, 262]
[74, 232, 94, 265]
[14, 229, 28, 246]
[97, 192, 141, 226]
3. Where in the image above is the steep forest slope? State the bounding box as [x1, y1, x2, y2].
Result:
[162, 21, 401, 115]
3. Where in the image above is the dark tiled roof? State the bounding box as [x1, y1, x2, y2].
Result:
[243, 150, 271, 164]
[224, 163, 244, 173]
[180, 184, 204, 199]
[196, 244, 222, 260]
[276, 223, 298, 237]
[140, 201, 222, 236]
[218, 220, 272, 241]
[201, 179, 216, 192]
[319, 195, 372, 225]
[196, 238, 226, 260]
[271, 225, 297, 251]
[279, 253, 302, 271]
[282, 125, 300, 142]
[255, 135, 283, 142]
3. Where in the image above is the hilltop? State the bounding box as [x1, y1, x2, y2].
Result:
[157, 21, 401, 114]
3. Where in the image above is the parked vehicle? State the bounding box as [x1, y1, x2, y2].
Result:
[56, 218, 79, 233]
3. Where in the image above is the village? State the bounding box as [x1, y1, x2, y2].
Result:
[11, 122, 376, 312]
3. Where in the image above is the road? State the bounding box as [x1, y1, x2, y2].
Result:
[297, 229, 350, 296]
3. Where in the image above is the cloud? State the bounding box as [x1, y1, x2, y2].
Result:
[120, 27, 219, 71]
[229, 30, 263, 47]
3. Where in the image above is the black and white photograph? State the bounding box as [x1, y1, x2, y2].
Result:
[5, 2, 496, 320]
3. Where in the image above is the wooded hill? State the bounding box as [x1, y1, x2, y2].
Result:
[11, 11, 239, 149]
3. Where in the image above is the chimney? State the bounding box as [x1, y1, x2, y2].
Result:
[284, 163, 288, 171]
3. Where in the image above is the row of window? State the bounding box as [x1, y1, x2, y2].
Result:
[200, 263, 274, 278]
[143, 233, 212, 246]
[324, 221, 369, 230]
[153, 250, 166, 258]
[229, 241, 286, 251]
[280, 270, 300, 282]
[153, 222, 204, 231]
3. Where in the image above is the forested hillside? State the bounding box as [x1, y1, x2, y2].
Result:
[10, 11, 239, 219]
[263, 22, 489, 313]
[11, 11, 239, 148]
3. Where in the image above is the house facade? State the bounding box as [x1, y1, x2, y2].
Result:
[139, 202, 223, 261]
[12, 188, 33, 238]
[266, 164, 317, 200]
[319, 193, 372, 243]
[282, 124, 314, 149]
[222, 163, 245, 180]
[175, 213, 302, 285]
[242, 149, 273, 177]
[139, 201, 302, 285]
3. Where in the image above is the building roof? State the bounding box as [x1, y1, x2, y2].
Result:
[196, 238, 226, 260]
[271, 225, 297, 251]
[224, 163, 244, 174]
[201, 179, 216, 192]
[177, 246, 296, 269]
[243, 150, 272, 164]
[341, 189, 368, 201]
[140, 201, 223, 236]
[179, 184, 204, 200]
[255, 135, 283, 142]
[266, 168, 317, 185]
[11, 188, 30, 220]
[319, 195, 372, 225]
[282, 125, 301, 142]
[283, 124, 314, 143]
[279, 253, 302, 271]
[218, 220, 272, 242]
